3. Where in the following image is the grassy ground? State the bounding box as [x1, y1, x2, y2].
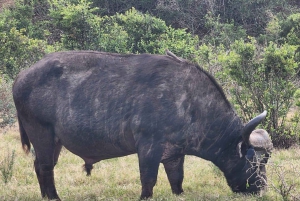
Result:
[0, 125, 300, 201]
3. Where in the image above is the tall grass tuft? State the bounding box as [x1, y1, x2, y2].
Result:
[0, 148, 16, 184]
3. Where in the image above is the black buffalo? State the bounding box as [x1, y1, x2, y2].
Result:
[13, 51, 273, 200]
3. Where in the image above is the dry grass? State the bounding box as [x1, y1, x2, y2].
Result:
[1, 125, 300, 201]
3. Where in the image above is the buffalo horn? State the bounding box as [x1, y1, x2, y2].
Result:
[242, 111, 267, 146]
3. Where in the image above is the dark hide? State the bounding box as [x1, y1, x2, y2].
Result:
[13, 51, 270, 200]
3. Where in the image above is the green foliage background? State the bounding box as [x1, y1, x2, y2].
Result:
[0, 0, 300, 147]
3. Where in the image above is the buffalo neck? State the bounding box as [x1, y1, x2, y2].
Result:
[185, 112, 244, 164]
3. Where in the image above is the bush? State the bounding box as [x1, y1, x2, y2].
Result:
[0, 28, 48, 79]
[202, 14, 247, 48]
[110, 8, 200, 61]
[219, 38, 300, 148]
[49, 0, 100, 50]
[48, 3, 201, 57]
[0, 77, 16, 128]
[112, 8, 169, 54]
[280, 13, 300, 46]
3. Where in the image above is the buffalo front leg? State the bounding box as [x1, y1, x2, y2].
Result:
[163, 156, 185, 195]
[138, 143, 163, 199]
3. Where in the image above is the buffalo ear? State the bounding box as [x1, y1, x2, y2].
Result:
[242, 111, 267, 146]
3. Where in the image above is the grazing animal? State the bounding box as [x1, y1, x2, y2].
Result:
[13, 51, 273, 200]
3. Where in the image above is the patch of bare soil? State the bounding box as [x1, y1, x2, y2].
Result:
[0, 0, 14, 11]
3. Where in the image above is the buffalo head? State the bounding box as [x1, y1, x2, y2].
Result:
[223, 111, 273, 194]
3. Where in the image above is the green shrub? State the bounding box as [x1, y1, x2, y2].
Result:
[0, 28, 48, 79]
[109, 8, 200, 61]
[280, 13, 300, 46]
[49, 0, 100, 50]
[203, 14, 247, 48]
[112, 8, 169, 54]
[219, 38, 300, 148]
[0, 77, 16, 128]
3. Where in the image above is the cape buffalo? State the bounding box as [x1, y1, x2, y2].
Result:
[13, 51, 273, 200]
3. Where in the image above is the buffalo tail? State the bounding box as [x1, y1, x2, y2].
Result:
[18, 114, 31, 154]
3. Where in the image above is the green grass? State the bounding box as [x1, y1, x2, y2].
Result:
[1, 126, 300, 201]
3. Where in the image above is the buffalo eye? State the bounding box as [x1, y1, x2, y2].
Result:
[245, 147, 255, 160]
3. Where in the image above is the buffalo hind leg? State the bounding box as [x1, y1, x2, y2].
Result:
[34, 142, 62, 199]
[53, 140, 62, 167]
[33, 135, 62, 200]
[34, 159, 46, 197]
[34, 160, 60, 200]
[138, 143, 163, 199]
[163, 156, 185, 195]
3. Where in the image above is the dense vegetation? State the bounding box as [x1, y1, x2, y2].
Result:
[1, 0, 300, 148]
